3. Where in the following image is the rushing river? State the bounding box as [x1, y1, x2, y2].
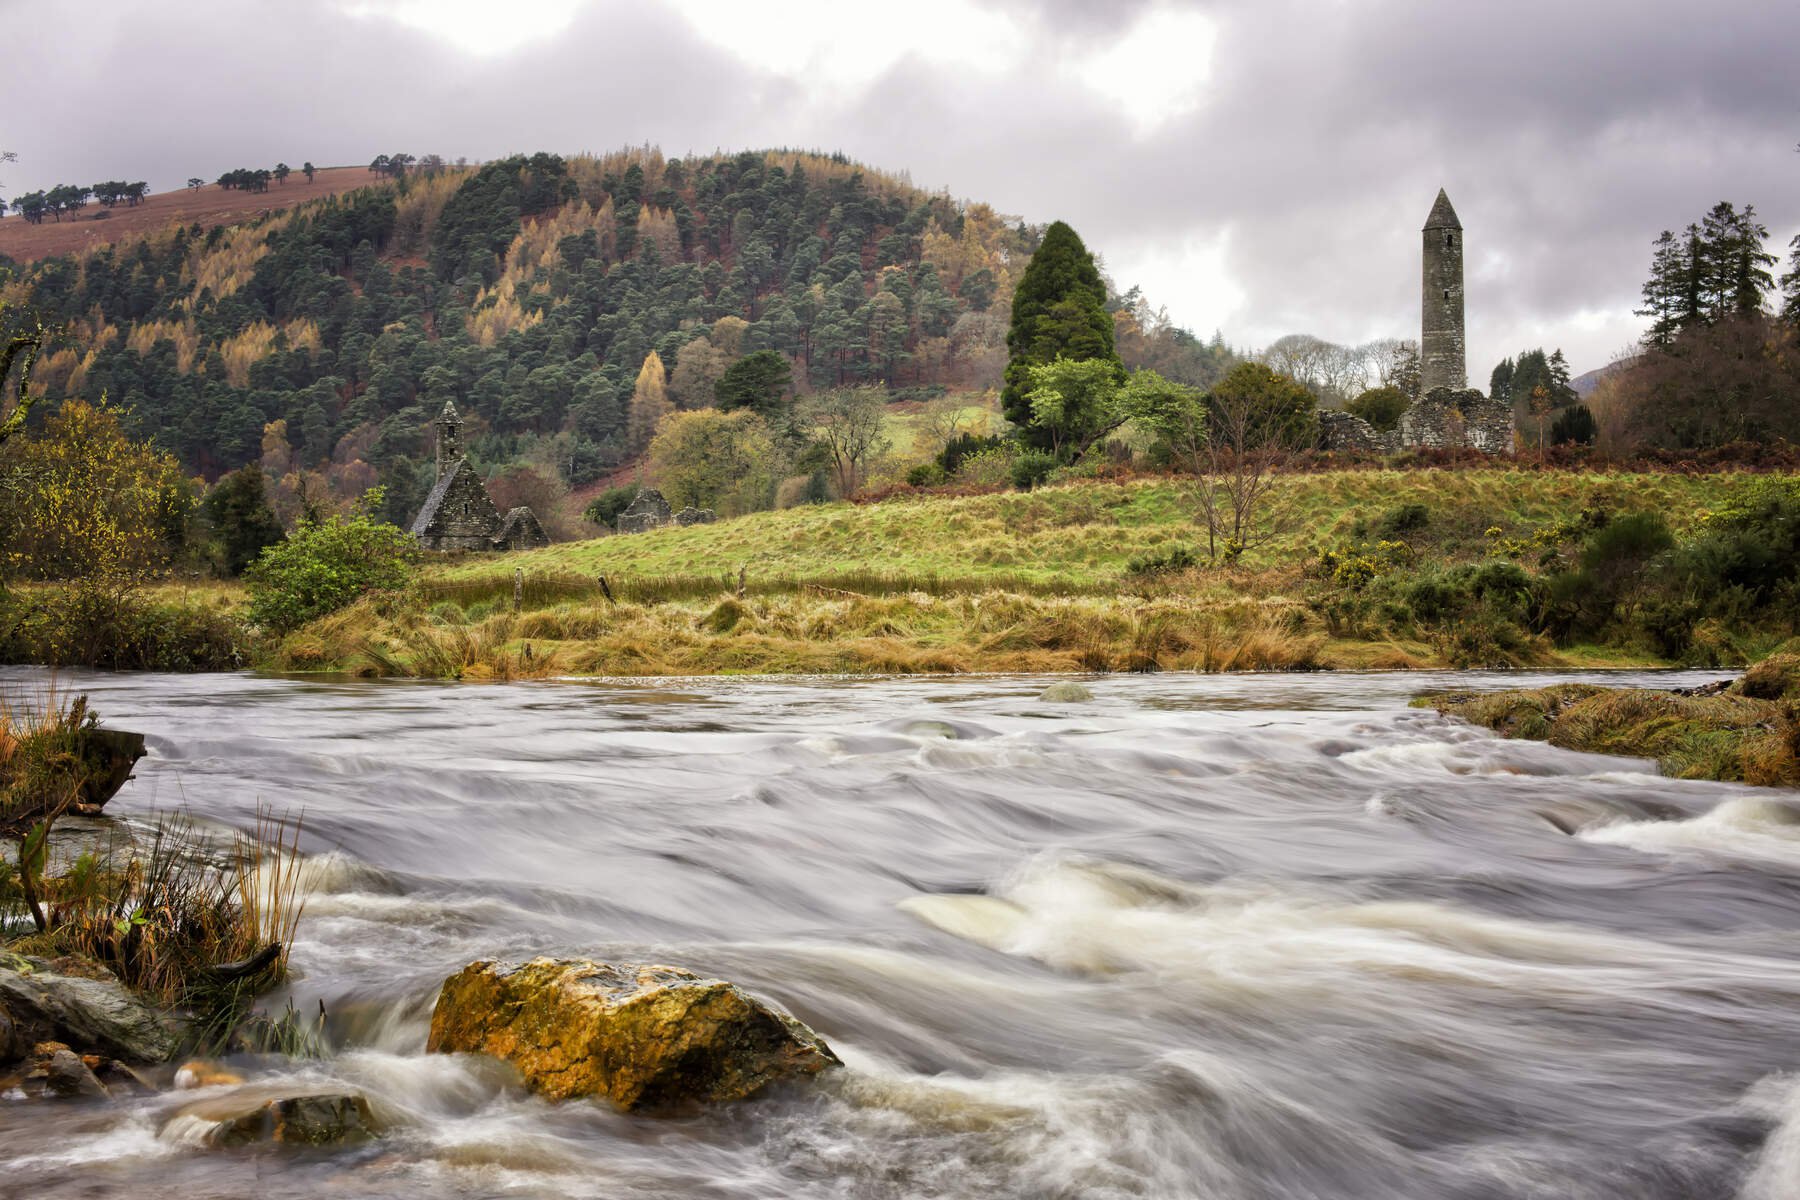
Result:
[9, 666, 1800, 1199]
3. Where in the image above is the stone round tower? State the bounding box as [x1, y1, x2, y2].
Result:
[433, 399, 463, 481]
[1420, 188, 1465, 394]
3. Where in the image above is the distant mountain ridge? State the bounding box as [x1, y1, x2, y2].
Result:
[0, 166, 389, 264]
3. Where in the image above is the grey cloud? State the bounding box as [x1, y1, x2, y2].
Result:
[3, 0, 1795, 377]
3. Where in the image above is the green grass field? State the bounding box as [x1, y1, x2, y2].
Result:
[436, 468, 1749, 593]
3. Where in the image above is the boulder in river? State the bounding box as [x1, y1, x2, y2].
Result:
[1038, 681, 1094, 703]
[31, 1042, 110, 1100]
[426, 957, 840, 1112]
[0, 956, 180, 1065]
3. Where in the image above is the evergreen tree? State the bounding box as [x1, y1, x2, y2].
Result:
[200, 464, 286, 575]
[1636, 230, 1684, 349]
[1782, 235, 1800, 328]
[1549, 404, 1596, 446]
[1641, 203, 1778, 349]
[1001, 221, 1120, 444]
[714, 350, 792, 418]
[1547, 349, 1574, 402]
[1489, 357, 1515, 406]
[1725, 204, 1776, 315]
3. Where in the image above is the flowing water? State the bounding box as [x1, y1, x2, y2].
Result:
[7, 666, 1800, 1199]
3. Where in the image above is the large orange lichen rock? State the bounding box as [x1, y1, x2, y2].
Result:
[425, 958, 840, 1112]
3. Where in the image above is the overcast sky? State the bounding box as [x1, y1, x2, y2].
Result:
[5, 0, 1796, 377]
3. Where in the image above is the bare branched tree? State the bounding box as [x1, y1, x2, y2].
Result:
[806, 386, 892, 496]
[1259, 333, 1373, 406]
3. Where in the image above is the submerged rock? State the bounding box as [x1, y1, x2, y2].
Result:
[1038, 681, 1095, 703]
[167, 1089, 378, 1148]
[0, 957, 179, 1064]
[426, 957, 840, 1112]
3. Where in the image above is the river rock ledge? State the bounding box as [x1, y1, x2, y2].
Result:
[425, 957, 841, 1112]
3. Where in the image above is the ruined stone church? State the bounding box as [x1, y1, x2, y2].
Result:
[1319, 189, 1513, 454]
[410, 401, 551, 552]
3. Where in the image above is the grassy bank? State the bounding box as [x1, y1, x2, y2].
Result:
[438, 469, 1745, 589]
[5, 468, 1788, 678]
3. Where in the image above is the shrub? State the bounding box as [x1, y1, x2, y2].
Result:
[1126, 546, 1198, 577]
[1345, 386, 1409, 433]
[907, 462, 948, 487]
[937, 432, 1003, 474]
[1375, 502, 1431, 539]
[1550, 404, 1597, 446]
[956, 445, 1016, 488]
[1674, 477, 1800, 619]
[583, 483, 640, 530]
[0, 587, 245, 670]
[1011, 450, 1058, 490]
[245, 498, 417, 634]
[1567, 512, 1675, 633]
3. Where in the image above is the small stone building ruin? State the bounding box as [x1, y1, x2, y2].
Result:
[615, 487, 715, 534]
[1319, 189, 1515, 455]
[410, 401, 551, 552]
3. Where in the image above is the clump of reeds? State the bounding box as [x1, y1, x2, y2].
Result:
[31, 805, 308, 1011]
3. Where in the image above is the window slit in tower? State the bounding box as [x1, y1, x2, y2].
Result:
[1443, 289, 1450, 300]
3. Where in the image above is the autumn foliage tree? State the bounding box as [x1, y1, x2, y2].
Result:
[647, 409, 778, 516]
[0, 400, 187, 584]
[626, 350, 672, 455]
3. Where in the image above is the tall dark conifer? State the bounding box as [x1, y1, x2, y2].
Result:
[1488, 357, 1515, 406]
[1635, 230, 1683, 349]
[1001, 221, 1120, 442]
[1782, 235, 1800, 328]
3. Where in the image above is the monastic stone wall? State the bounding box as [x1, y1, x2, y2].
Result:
[617, 488, 674, 534]
[1398, 388, 1512, 453]
[674, 506, 716, 527]
[1318, 410, 1397, 454]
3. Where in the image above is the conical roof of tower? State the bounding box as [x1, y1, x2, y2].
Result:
[436, 399, 460, 423]
[1423, 188, 1461, 231]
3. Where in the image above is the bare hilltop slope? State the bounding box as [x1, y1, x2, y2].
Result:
[0, 167, 389, 263]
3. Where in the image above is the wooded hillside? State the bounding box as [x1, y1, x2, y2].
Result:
[2, 148, 1229, 528]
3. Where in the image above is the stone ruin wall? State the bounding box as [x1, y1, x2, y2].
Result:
[1397, 388, 1513, 454]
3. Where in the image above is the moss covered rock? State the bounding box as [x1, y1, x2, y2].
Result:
[1038, 681, 1094, 703]
[426, 958, 840, 1112]
[1431, 677, 1799, 788]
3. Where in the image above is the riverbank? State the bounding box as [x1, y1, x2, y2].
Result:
[1427, 649, 1800, 787]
